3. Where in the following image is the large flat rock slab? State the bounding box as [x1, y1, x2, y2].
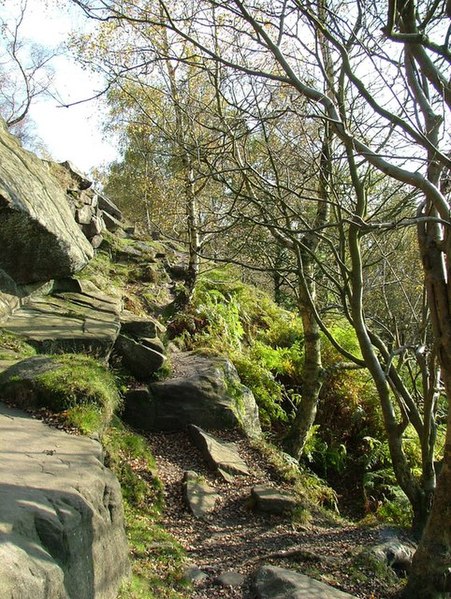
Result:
[0, 402, 129, 598]
[1, 289, 121, 358]
[253, 565, 357, 598]
[0, 118, 93, 284]
[189, 425, 250, 480]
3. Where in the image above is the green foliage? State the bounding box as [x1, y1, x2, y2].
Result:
[304, 425, 348, 476]
[36, 354, 121, 431]
[322, 319, 363, 360]
[104, 419, 188, 599]
[64, 404, 105, 436]
[169, 266, 304, 427]
[310, 320, 383, 477]
[0, 330, 36, 359]
[232, 354, 286, 426]
[353, 551, 400, 587]
[361, 436, 413, 526]
[103, 418, 161, 511]
[251, 436, 338, 513]
[375, 488, 413, 528]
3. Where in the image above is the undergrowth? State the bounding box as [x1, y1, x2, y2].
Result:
[103, 418, 189, 599]
[167, 265, 422, 527]
[168, 266, 304, 427]
[0, 330, 36, 360]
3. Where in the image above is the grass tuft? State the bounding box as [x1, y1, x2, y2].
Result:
[103, 419, 189, 599]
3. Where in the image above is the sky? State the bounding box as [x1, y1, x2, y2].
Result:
[0, 0, 118, 174]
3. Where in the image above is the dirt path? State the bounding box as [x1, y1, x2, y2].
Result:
[146, 430, 404, 599]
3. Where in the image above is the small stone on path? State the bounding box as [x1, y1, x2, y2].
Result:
[183, 470, 220, 519]
[184, 564, 209, 584]
[251, 484, 298, 515]
[216, 571, 245, 587]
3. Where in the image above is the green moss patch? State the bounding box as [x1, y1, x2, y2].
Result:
[0, 330, 36, 360]
[103, 419, 189, 599]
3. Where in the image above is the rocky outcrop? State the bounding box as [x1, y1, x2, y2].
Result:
[50, 161, 128, 249]
[123, 352, 261, 436]
[0, 119, 93, 284]
[0, 282, 121, 358]
[0, 403, 129, 599]
[253, 565, 357, 599]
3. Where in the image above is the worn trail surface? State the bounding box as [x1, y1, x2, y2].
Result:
[146, 430, 402, 599]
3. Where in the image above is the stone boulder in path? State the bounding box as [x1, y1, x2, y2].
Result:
[0, 403, 129, 599]
[0, 119, 93, 284]
[123, 351, 261, 437]
[251, 484, 299, 515]
[115, 310, 166, 380]
[115, 334, 165, 380]
[253, 565, 358, 599]
[189, 425, 250, 480]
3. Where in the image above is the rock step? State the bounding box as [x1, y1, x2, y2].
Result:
[188, 424, 250, 480]
[253, 565, 358, 598]
[1, 291, 121, 359]
[0, 402, 129, 598]
[183, 470, 220, 519]
[251, 484, 299, 515]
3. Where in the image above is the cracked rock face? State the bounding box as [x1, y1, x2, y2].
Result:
[0, 119, 93, 284]
[0, 403, 129, 599]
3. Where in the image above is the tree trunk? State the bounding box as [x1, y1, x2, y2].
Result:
[284, 259, 324, 459]
[404, 215, 451, 597]
[404, 402, 451, 598]
[184, 158, 200, 299]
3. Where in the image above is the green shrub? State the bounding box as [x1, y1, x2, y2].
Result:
[375, 488, 413, 527]
[169, 266, 305, 429]
[304, 425, 348, 475]
[232, 353, 286, 426]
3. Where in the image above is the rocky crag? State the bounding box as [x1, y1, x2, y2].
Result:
[0, 117, 261, 597]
